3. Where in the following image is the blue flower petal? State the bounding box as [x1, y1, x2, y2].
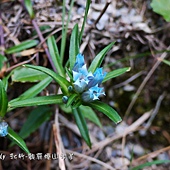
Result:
[72, 54, 107, 102]
[78, 64, 88, 76]
[0, 122, 8, 137]
[82, 85, 105, 102]
[73, 54, 85, 72]
[73, 64, 88, 82]
[73, 71, 81, 81]
[88, 67, 107, 88]
[74, 78, 88, 93]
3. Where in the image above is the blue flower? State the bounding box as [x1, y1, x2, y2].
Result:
[72, 53, 107, 102]
[82, 85, 105, 102]
[87, 68, 107, 88]
[0, 121, 8, 137]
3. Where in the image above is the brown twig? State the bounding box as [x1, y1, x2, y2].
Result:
[65, 149, 116, 170]
[5, 54, 37, 73]
[93, 0, 112, 28]
[53, 108, 73, 170]
[132, 145, 170, 165]
[46, 124, 54, 170]
[21, 0, 56, 72]
[31, 19, 56, 72]
[85, 110, 152, 155]
[0, 10, 5, 55]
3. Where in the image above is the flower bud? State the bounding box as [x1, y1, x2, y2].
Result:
[62, 96, 68, 104]
[68, 86, 73, 92]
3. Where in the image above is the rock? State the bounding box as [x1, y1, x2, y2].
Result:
[111, 157, 130, 169]
[123, 84, 136, 91]
[103, 125, 115, 135]
[89, 164, 102, 170]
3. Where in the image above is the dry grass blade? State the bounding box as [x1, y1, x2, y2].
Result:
[132, 145, 170, 165]
[125, 45, 170, 117]
[86, 110, 152, 154]
[46, 126, 54, 170]
[53, 109, 66, 170]
[65, 149, 116, 170]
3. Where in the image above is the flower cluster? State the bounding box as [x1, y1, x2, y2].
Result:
[0, 121, 8, 137]
[72, 54, 107, 102]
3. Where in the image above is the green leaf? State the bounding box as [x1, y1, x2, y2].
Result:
[12, 67, 48, 82]
[0, 54, 7, 70]
[60, 104, 72, 113]
[103, 67, 131, 83]
[19, 106, 52, 139]
[24, 0, 35, 19]
[66, 93, 78, 107]
[24, 64, 70, 94]
[8, 94, 63, 111]
[79, 0, 91, 43]
[69, 24, 79, 70]
[60, 0, 75, 62]
[79, 105, 102, 128]
[72, 99, 82, 109]
[73, 108, 91, 147]
[162, 59, 170, 66]
[88, 42, 115, 73]
[31, 25, 51, 36]
[151, 0, 170, 22]
[131, 160, 170, 170]
[2, 77, 8, 91]
[87, 101, 122, 124]
[7, 127, 30, 153]
[5, 40, 38, 54]
[12, 76, 53, 102]
[0, 80, 8, 118]
[65, 67, 73, 80]
[47, 36, 65, 77]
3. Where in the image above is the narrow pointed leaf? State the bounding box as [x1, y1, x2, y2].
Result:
[0, 54, 7, 70]
[47, 36, 65, 77]
[12, 67, 48, 82]
[88, 42, 115, 73]
[80, 105, 102, 128]
[5, 40, 38, 54]
[131, 160, 170, 170]
[12, 76, 53, 102]
[24, 64, 70, 94]
[0, 80, 8, 118]
[7, 127, 30, 153]
[72, 100, 82, 109]
[87, 101, 122, 124]
[60, 104, 72, 113]
[69, 24, 79, 70]
[24, 0, 34, 19]
[65, 67, 73, 80]
[66, 93, 78, 107]
[2, 77, 8, 91]
[73, 108, 91, 147]
[103, 67, 131, 83]
[19, 106, 52, 139]
[60, 0, 75, 61]
[79, 0, 90, 43]
[162, 59, 170, 66]
[8, 95, 63, 111]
